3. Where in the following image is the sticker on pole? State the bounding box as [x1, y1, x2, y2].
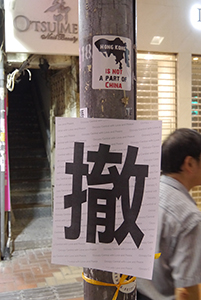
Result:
[92, 35, 131, 91]
[112, 273, 136, 295]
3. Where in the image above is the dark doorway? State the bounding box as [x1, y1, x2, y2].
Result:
[7, 70, 52, 251]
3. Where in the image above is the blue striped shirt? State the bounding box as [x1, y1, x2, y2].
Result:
[137, 175, 201, 300]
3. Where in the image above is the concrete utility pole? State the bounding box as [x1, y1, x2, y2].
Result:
[79, 0, 136, 119]
[79, 0, 136, 299]
[0, 0, 5, 260]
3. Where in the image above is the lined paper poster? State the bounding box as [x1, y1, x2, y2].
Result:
[52, 118, 162, 280]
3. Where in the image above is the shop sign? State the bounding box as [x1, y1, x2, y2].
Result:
[5, 0, 79, 55]
[190, 4, 201, 30]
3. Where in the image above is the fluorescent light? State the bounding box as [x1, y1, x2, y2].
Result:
[145, 54, 153, 60]
[150, 36, 164, 45]
[193, 57, 199, 61]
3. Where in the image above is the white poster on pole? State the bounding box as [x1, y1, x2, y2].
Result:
[92, 35, 132, 91]
[51, 118, 162, 280]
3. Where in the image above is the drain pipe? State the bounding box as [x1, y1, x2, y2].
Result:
[4, 93, 12, 260]
[4, 211, 11, 260]
[0, 0, 5, 260]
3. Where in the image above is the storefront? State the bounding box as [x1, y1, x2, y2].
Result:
[1, 0, 79, 258]
[1, 0, 201, 259]
[136, 0, 201, 209]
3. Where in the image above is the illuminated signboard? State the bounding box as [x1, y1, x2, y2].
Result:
[190, 4, 201, 30]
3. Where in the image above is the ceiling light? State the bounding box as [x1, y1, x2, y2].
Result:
[150, 36, 164, 45]
[145, 54, 153, 60]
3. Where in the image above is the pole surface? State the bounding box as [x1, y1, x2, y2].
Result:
[79, 0, 136, 119]
[79, 1, 136, 299]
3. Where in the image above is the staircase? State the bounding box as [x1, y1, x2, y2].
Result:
[8, 83, 52, 251]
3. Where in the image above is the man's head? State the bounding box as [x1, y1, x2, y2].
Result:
[161, 128, 201, 175]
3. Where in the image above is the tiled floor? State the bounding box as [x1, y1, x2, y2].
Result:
[0, 247, 83, 300]
[1, 247, 200, 299]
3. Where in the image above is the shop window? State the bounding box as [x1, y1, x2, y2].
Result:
[192, 56, 201, 130]
[137, 52, 177, 141]
[191, 55, 201, 209]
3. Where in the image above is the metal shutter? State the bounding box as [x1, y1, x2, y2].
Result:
[191, 55, 201, 210]
[137, 52, 177, 141]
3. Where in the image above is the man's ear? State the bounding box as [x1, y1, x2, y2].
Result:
[182, 156, 195, 173]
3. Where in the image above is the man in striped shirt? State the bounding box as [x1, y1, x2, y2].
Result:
[137, 128, 201, 300]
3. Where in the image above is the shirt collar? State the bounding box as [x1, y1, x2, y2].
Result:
[160, 175, 197, 205]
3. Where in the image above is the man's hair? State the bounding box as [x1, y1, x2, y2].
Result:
[161, 128, 201, 174]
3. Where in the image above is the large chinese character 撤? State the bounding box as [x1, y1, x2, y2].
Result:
[64, 142, 88, 239]
[64, 142, 148, 248]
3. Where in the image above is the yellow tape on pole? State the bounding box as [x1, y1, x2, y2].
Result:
[82, 253, 161, 300]
[0, 132, 5, 142]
